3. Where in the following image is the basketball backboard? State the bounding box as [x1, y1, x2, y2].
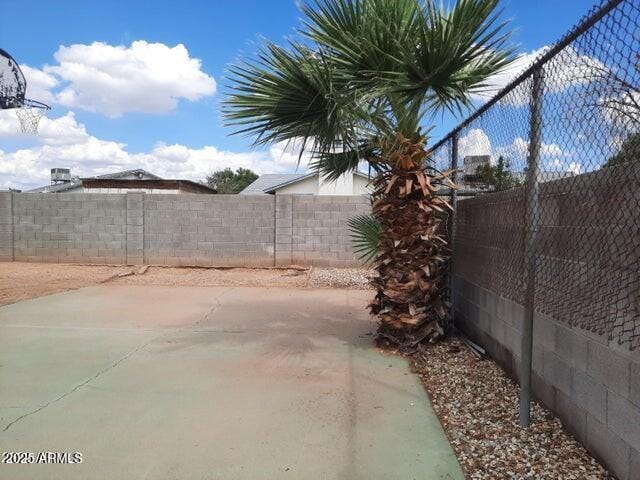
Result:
[0, 48, 50, 133]
[0, 48, 27, 109]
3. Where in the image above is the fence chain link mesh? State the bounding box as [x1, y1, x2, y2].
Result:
[431, 0, 640, 350]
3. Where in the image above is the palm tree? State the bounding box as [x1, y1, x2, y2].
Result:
[224, 0, 515, 348]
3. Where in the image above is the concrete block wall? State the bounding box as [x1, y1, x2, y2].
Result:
[126, 193, 144, 265]
[454, 165, 640, 346]
[453, 275, 640, 480]
[142, 194, 275, 267]
[274, 195, 293, 266]
[0, 192, 369, 268]
[10, 193, 127, 264]
[0, 192, 12, 261]
[290, 195, 370, 267]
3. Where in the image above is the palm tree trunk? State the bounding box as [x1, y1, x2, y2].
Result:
[369, 156, 452, 349]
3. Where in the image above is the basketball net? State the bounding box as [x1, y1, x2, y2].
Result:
[15, 103, 48, 135]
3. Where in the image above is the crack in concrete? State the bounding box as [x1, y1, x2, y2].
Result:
[2, 287, 233, 433]
[190, 287, 234, 329]
[2, 334, 159, 433]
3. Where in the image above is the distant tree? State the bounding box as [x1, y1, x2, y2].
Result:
[587, 51, 639, 170]
[604, 133, 640, 168]
[475, 156, 522, 191]
[205, 168, 258, 193]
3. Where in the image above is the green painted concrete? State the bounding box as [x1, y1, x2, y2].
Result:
[0, 286, 463, 479]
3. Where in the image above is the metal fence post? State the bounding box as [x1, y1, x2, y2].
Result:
[520, 66, 543, 427]
[450, 133, 459, 218]
[448, 134, 459, 330]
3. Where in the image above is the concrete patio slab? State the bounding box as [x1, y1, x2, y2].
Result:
[0, 286, 463, 480]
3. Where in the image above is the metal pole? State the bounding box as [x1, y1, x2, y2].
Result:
[520, 67, 543, 427]
[448, 133, 459, 330]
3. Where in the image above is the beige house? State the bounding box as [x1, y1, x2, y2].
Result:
[241, 171, 372, 195]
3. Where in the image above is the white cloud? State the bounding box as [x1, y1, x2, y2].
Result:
[22, 41, 216, 117]
[499, 137, 527, 159]
[495, 136, 574, 172]
[0, 111, 304, 190]
[0, 109, 21, 137]
[473, 48, 542, 101]
[549, 158, 563, 169]
[268, 138, 313, 169]
[475, 46, 607, 107]
[19, 65, 58, 105]
[541, 142, 564, 157]
[568, 162, 582, 175]
[455, 128, 576, 173]
[458, 128, 492, 159]
[434, 128, 494, 171]
[496, 136, 565, 158]
[0, 110, 87, 145]
[129, 142, 300, 182]
[543, 46, 606, 93]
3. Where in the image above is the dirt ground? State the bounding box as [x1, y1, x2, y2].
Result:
[0, 262, 372, 306]
[0, 263, 130, 306]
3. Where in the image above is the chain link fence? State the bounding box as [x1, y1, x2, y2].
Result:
[431, 0, 640, 351]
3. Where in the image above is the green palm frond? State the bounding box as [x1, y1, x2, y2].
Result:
[308, 140, 387, 181]
[301, 0, 422, 91]
[347, 213, 380, 263]
[408, 0, 516, 111]
[223, 42, 363, 155]
[223, 0, 516, 177]
[310, 149, 364, 182]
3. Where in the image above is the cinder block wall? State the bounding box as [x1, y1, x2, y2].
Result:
[143, 194, 276, 267]
[0, 192, 13, 262]
[0, 192, 369, 268]
[8, 192, 127, 264]
[453, 278, 640, 480]
[452, 174, 640, 480]
[290, 195, 371, 267]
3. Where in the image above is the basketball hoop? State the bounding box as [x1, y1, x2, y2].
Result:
[0, 48, 50, 135]
[14, 99, 50, 134]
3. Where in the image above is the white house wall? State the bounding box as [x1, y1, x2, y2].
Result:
[274, 173, 372, 195]
[275, 176, 319, 195]
[353, 175, 373, 195]
[318, 172, 353, 195]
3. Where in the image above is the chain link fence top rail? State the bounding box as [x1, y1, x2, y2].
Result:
[430, 0, 640, 349]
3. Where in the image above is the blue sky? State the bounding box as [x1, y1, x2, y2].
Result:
[0, 0, 602, 189]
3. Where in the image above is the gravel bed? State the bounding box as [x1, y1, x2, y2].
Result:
[307, 268, 374, 289]
[116, 266, 374, 289]
[409, 339, 614, 479]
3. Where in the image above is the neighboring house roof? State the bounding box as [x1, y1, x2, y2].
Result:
[265, 171, 372, 194]
[94, 168, 162, 180]
[241, 171, 373, 195]
[26, 168, 163, 193]
[263, 172, 317, 194]
[240, 173, 308, 194]
[81, 178, 216, 194]
[27, 180, 83, 193]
